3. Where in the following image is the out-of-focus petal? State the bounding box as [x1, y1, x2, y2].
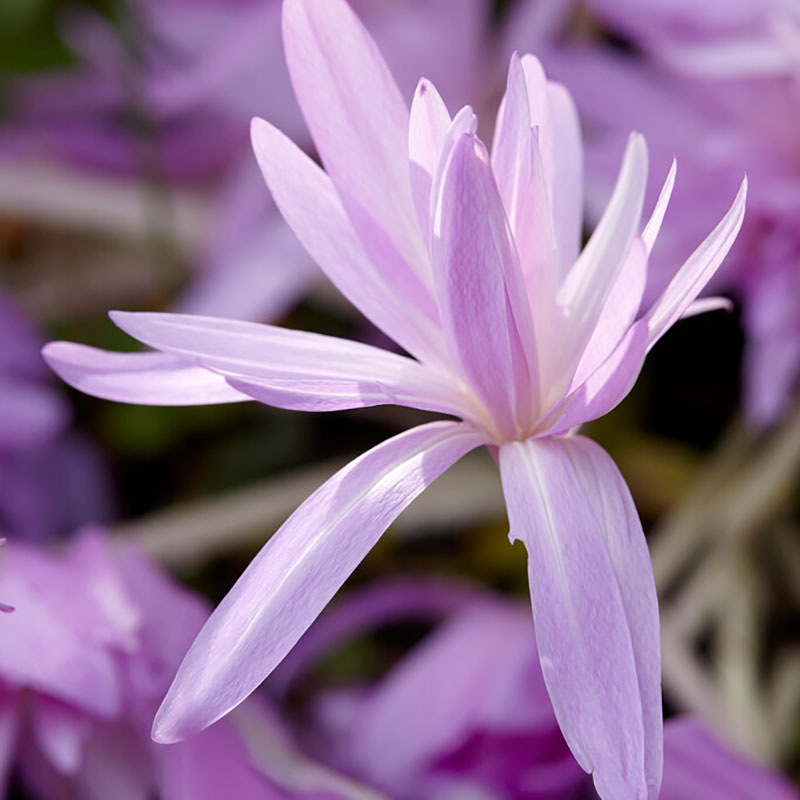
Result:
[251, 117, 445, 366]
[158, 719, 280, 800]
[108, 311, 471, 417]
[499, 436, 661, 800]
[152, 421, 485, 744]
[0, 378, 67, 447]
[282, 0, 433, 316]
[30, 697, 91, 775]
[344, 603, 549, 788]
[42, 343, 247, 406]
[431, 131, 539, 438]
[0, 546, 121, 717]
[661, 717, 799, 800]
[645, 178, 747, 345]
[177, 201, 319, 323]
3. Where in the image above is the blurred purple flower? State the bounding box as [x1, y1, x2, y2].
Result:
[44, 0, 747, 795]
[0, 293, 111, 540]
[0, 529, 369, 799]
[2, 0, 497, 325]
[549, 1, 800, 425]
[273, 579, 587, 800]
[275, 579, 799, 800]
[586, 0, 800, 79]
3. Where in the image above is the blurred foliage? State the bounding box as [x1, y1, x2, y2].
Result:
[0, 0, 118, 73]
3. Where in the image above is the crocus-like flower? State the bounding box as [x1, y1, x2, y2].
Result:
[43, 0, 747, 796]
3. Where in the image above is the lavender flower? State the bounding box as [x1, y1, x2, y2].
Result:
[44, 0, 747, 795]
[0, 529, 364, 799]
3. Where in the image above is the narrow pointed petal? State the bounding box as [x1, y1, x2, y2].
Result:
[409, 78, 451, 241]
[153, 422, 485, 743]
[549, 320, 649, 435]
[109, 311, 469, 417]
[571, 237, 648, 389]
[681, 296, 733, 318]
[519, 55, 583, 273]
[42, 343, 248, 405]
[645, 178, 747, 346]
[499, 436, 661, 800]
[283, 0, 432, 301]
[251, 118, 445, 367]
[492, 54, 559, 326]
[641, 160, 677, 255]
[558, 133, 648, 364]
[431, 131, 539, 437]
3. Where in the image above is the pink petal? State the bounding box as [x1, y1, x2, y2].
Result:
[499, 435, 661, 800]
[519, 55, 583, 274]
[42, 343, 248, 405]
[571, 237, 648, 389]
[282, 0, 434, 323]
[408, 78, 451, 243]
[430, 131, 540, 438]
[251, 117, 445, 366]
[681, 296, 733, 319]
[109, 311, 471, 417]
[549, 320, 649, 435]
[645, 177, 747, 346]
[152, 421, 485, 743]
[558, 133, 648, 368]
[492, 55, 559, 333]
[641, 160, 677, 255]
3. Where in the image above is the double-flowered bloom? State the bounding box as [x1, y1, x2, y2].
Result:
[43, 0, 747, 797]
